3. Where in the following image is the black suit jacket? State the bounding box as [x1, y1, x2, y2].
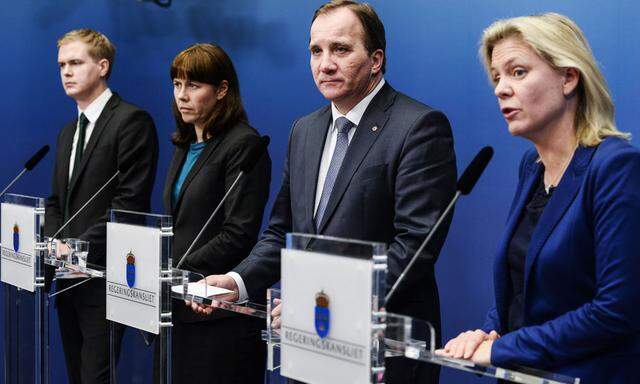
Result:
[45, 94, 158, 282]
[233, 83, 456, 329]
[164, 122, 271, 322]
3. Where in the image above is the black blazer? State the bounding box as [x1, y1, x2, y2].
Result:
[234, 83, 457, 329]
[45, 93, 158, 269]
[163, 122, 271, 322]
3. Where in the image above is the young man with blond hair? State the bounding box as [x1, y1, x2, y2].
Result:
[45, 28, 158, 383]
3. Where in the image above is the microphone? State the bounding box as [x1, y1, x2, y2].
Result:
[175, 135, 270, 269]
[49, 152, 140, 241]
[49, 171, 119, 242]
[240, 136, 270, 173]
[385, 146, 494, 305]
[25, 145, 51, 171]
[0, 145, 50, 199]
[46, 156, 142, 297]
[457, 146, 494, 195]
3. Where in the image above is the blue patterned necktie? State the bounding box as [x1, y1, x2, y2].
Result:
[315, 116, 354, 228]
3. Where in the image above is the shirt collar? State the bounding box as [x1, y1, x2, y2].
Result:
[77, 88, 113, 123]
[330, 78, 385, 130]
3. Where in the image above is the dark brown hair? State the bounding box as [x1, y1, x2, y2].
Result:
[312, 0, 386, 73]
[170, 43, 248, 145]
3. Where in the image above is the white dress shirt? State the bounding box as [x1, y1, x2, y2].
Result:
[314, 78, 386, 215]
[228, 79, 386, 302]
[68, 88, 113, 180]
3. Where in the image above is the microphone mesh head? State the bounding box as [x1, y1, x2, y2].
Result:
[456, 146, 493, 195]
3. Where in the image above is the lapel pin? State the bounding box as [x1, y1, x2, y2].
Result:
[372, 126, 378, 132]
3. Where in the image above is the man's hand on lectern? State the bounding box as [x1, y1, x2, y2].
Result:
[186, 274, 239, 315]
[271, 298, 282, 330]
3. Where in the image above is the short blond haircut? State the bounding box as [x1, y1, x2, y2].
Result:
[58, 29, 116, 79]
[480, 13, 630, 146]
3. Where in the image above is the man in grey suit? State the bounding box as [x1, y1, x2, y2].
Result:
[195, 1, 456, 382]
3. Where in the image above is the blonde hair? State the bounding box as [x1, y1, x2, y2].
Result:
[58, 29, 116, 79]
[480, 13, 629, 146]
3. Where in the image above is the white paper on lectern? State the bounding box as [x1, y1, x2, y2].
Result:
[280, 248, 373, 384]
[1, 203, 36, 292]
[171, 282, 232, 298]
[106, 222, 161, 334]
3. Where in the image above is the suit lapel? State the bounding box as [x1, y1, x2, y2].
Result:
[317, 84, 394, 233]
[67, 94, 120, 195]
[494, 158, 541, 326]
[523, 145, 597, 294]
[163, 147, 187, 214]
[304, 107, 332, 233]
[172, 133, 225, 214]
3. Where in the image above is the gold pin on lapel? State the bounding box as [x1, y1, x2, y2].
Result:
[372, 126, 378, 132]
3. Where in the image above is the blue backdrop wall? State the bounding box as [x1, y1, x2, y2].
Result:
[1, 1, 638, 383]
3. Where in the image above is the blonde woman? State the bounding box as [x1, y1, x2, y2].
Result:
[439, 13, 640, 382]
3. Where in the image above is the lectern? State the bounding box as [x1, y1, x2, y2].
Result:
[1, 193, 47, 384]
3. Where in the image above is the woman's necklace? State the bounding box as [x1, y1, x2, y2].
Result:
[544, 148, 576, 194]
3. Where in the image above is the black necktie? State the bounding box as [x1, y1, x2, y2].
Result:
[64, 113, 89, 224]
[73, 113, 89, 175]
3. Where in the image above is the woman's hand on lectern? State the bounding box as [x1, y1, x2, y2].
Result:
[436, 329, 500, 364]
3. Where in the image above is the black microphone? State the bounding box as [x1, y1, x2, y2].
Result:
[50, 151, 142, 240]
[457, 146, 494, 195]
[50, 170, 119, 241]
[240, 135, 270, 173]
[25, 145, 51, 171]
[46, 156, 143, 297]
[385, 146, 494, 305]
[0, 145, 51, 199]
[175, 136, 270, 269]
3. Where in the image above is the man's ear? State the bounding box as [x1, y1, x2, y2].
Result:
[370, 49, 384, 75]
[98, 58, 110, 78]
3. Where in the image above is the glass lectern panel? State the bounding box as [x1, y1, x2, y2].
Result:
[1, 193, 47, 384]
[261, 232, 580, 384]
[106, 209, 172, 384]
[277, 233, 387, 384]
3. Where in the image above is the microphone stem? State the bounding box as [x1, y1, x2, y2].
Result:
[49, 276, 95, 297]
[0, 168, 27, 199]
[175, 170, 245, 269]
[50, 170, 120, 241]
[385, 190, 461, 305]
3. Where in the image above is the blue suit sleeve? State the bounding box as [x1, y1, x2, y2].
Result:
[482, 307, 501, 334]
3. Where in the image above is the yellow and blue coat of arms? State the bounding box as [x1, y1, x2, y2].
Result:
[126, 251, 135, 288]
[315, 290, 330, 339]
[13, 224, 19, 252]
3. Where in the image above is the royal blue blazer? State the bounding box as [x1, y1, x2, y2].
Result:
[482, 137, 640, 382]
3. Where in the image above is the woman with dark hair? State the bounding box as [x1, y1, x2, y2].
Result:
[164, 43, 270, 383]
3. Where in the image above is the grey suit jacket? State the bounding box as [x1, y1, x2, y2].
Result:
[233, 83, 456, 327]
